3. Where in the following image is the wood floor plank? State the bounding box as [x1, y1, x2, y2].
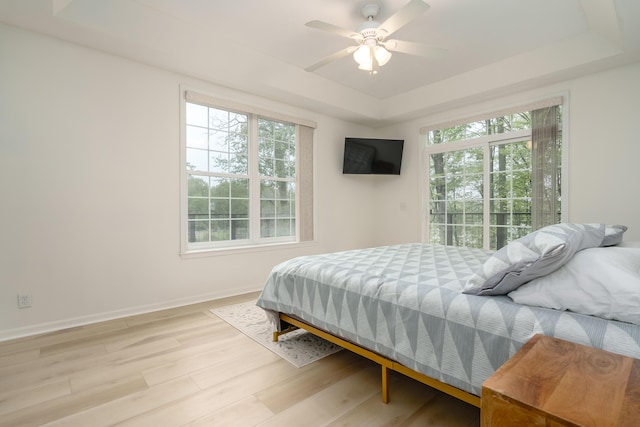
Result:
[255, 365, 381, 427]
[115, 370, 274, 426]
[401, 393, 481, 427]
[0, 342, 105, 380]
[183, 396, 274, 427]
[103, 312, 216, 353]
[255, 351, 368, 413]
[171, 317, 240, 346]
[123, 292, 260, 328]
[0, 343, 109, 394]
[0, 378, 71, 416]
[69, 337, 191, 391]
[41, 377, 200, 427]
[0, 375, 148, 427]
[187, 342, 283, 390]
[142, 334, 253, 386]
[325, 373, 440, 426]
[325, 371, 481, 426]
[0, 319, 129, 357]
[0, 347, 39, 366]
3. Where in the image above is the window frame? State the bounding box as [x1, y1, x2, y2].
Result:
[420, 98, 568, 250]
[179, 88, 316, 255]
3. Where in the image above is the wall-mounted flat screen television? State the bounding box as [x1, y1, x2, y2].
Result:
[342, 137, 404, 175]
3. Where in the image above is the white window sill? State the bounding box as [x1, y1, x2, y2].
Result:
[180, 240, 318, 259]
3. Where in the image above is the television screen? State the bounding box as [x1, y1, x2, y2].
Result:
[342, 137, 404, 175]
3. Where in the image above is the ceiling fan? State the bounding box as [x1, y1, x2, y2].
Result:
[304, 0, 446, 74]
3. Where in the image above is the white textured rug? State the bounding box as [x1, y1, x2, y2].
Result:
[211, 300, 342, 368]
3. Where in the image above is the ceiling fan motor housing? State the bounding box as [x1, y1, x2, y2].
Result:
[361, 3, 380, 19]
[357, 4, 388, 42]
[359, 26, 380, 45]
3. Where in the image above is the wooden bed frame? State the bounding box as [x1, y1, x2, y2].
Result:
[273, 312, 481, 408]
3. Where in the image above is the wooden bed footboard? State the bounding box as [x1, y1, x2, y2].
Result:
[275, 313, 481, 408]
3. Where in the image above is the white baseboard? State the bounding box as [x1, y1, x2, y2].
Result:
[0, 286, 262, 342]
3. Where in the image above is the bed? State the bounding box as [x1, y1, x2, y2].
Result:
[256, 223, 640, 407]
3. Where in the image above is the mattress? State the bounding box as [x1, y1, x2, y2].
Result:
[256, 243, 640, 395]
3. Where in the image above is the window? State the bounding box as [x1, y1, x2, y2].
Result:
[258, 119, 296, 239]
[423, 100, 563, 250]
[181, 90, 315, 253]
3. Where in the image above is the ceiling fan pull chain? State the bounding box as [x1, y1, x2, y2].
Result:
[371, 45, 378, 75]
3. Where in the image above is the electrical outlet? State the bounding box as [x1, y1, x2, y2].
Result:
[17, 293, 32, 309]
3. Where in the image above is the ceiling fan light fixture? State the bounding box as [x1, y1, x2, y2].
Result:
[374, 45, 392, 66]
[353, 44, 391, 71]
[353, 45, 371, 66]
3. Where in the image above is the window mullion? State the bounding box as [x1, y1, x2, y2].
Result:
[424, 129, 531, 154]
[249, 115, 261, 243]
[483, 143, 491, 250]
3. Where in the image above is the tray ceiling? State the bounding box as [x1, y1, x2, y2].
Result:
[1, 0, 638, 126]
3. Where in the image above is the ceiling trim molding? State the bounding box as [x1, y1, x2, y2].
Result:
[51, 0, 74, 16]
[580, 0, 622, 46]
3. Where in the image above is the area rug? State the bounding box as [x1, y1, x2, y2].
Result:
[210, 300, 342, 368]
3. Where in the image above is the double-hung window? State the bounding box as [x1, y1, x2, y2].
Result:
[181, 90, 315, 253]
[422, 99, 564, 250]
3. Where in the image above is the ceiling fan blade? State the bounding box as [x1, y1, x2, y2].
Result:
[378, 0, 430, 38]
[305, 46, 358, 72]
[383, 39, 447, 59]
[305, 20, 360, 40]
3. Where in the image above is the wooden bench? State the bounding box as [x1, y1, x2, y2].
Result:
[481, 334, 640, 426]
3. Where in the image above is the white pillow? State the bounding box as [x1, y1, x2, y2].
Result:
[508, 247, 640, 325]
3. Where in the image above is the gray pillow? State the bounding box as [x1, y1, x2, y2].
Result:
[462, 223, 606, 296]
[601, 224, 628, 247]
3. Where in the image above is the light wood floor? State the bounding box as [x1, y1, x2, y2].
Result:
[0, 292, 480, 426]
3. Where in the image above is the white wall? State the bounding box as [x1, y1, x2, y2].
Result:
[0, 24, 376, 340]
[565, 64, 640, 228]
[374, 61, 640, 246]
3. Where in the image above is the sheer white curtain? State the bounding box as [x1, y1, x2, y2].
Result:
[298, 125, 314, 242]
[531, 105, 560, 230]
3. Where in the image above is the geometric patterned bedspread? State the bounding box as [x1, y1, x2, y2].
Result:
[256, 243, 640, 396]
